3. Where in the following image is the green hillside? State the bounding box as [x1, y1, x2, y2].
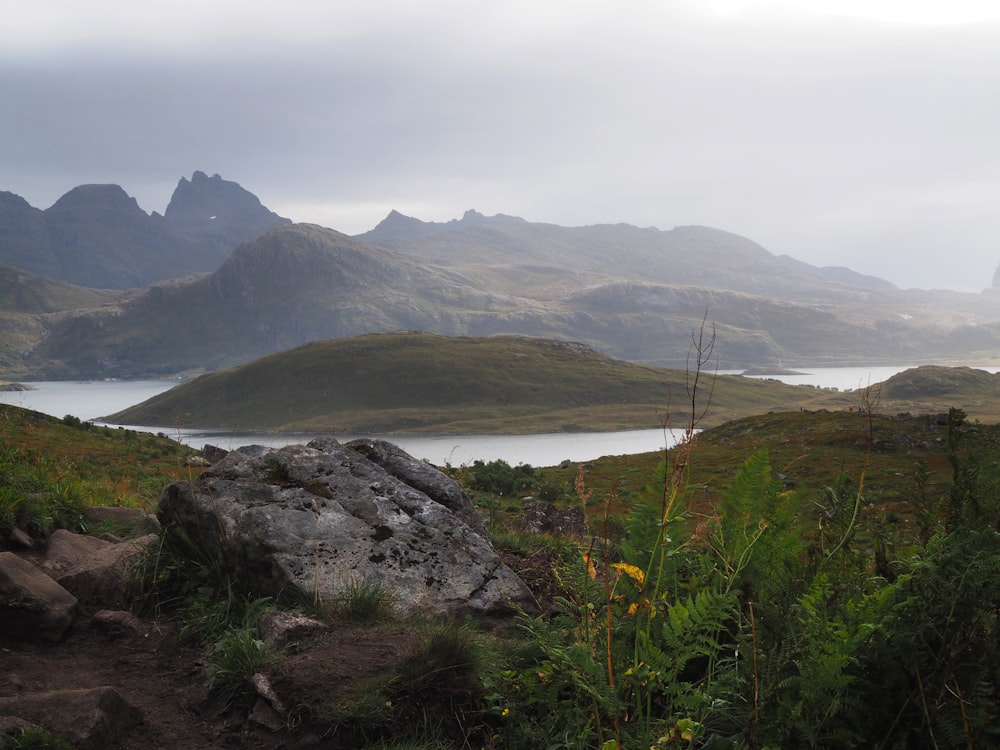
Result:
[105, 332, 829, 433]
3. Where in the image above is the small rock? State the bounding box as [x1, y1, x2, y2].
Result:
[258, 611, 329, 648]
[91, 609, 149, 638]
[248, 698, 284, 731]
[251, 672, 288, 717]
[5, 528, 34, 549]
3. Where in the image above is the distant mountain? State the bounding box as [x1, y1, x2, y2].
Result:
[357, 210, 897, 301]
[13, 222, 1000, 380]
[0, 171, 289, 289]
[0, 264, 118, 371]
[777, 255, 896, 291]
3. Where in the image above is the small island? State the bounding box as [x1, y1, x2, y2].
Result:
[0, 382, 33, 392]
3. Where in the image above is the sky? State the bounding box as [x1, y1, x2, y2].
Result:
[3, 1, 999, 291]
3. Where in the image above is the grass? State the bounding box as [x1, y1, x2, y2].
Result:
[10, 372, 1000, 748]
[104, 332, 832, 433]
[101, 334, 1000, 435]
[0, 405, 202, 538]
[527, 407, 977, 537]
[325, 578, 398, 623]
[0, 404, 199, 497]
[0, 726, 74, 750]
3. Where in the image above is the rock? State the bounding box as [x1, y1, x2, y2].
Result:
[0, 552, 78, 642]
[157, 439, 537, 620]
[0, 687, 142, 750]
[201, 444, 229, 463]
[4, 527, 34, 549]
[258, 611, 329, 648]
[514, 500, 588, 538]
[248, 698, 284, 731]
[91, 609, 150, 639]
[183, 455, 212, 467]
[42, 529, 158, 609]
[251, 672, 288, 717]
[345, 437, 488, 537]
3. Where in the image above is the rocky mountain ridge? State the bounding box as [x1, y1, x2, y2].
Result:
[0, 171, 289, 289]
[3, 174, 1000, 378]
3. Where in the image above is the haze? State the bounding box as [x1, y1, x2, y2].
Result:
[3, 1, 999, 291]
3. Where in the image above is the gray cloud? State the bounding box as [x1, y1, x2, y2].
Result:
[3, 2, 999, 290]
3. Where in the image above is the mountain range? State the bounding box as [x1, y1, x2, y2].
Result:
[2, 173, 1000, 380]
[0, 171, 289, 289]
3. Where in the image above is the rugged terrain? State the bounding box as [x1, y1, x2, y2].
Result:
[4, 174, 1000, 379]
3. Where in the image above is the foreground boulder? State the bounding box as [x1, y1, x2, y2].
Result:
[42, 529, 157, 609]
[0, 552, 78, 642]
[157, 437, 537, 619]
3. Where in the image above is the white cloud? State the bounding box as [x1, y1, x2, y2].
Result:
[2, 1, 999, 290]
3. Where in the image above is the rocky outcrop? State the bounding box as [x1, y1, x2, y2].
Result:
[0, 552, 78, 642]
[0, 172, 289, 289]
[157, 438, 537, 619]
[41, 528, 157, 609]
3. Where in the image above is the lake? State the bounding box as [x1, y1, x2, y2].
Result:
[0, 379, 679, 467]
[4, 364, 998, 466]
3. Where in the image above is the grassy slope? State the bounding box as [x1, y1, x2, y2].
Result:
[104, 332, 830, 433]
[0, 265, 121, 374]
[532, 408, 974, 541]
[105, 335, 1000, 434]
[0, 404, 199, 513]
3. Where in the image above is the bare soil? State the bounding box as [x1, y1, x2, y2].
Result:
[0, 612, 420, 749]
[0, 546, 561, 749]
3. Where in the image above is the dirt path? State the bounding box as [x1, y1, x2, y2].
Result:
[0, 614, 295, 749]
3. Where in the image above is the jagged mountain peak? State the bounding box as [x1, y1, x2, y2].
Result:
[0, 173, 290, 289]
[164, 171, 290, 227]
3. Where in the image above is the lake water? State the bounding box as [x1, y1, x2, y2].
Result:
[4, 364, 998, 466]
[0, 379, 678, 467]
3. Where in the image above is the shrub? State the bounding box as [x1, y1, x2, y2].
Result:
[204, 598, 280, 708]
[465, 459, 537, 496]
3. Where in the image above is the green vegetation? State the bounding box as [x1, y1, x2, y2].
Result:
[0, 404, 198, 537]
[105, 332, 832, 433]
[0, 726, 74, 750]
[104, 335, 1000, 435]
[9, 369, 1000, 747]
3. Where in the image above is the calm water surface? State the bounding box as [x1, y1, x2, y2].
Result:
[0, 379, 678, 466]
[5, 364, 998, 466]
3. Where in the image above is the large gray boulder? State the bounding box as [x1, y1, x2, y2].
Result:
[0, 552, 78, 642]
[157, 438, 536, 619]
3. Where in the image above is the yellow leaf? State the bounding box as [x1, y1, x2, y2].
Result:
[582, 551, 597, 580]
[627, 602, 639, 617]
[611, 562, 646, 589]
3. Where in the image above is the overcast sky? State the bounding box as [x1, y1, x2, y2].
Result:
[3, 1, 999, 291]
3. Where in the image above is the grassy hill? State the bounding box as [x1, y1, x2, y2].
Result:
[104, 332, 834, 433]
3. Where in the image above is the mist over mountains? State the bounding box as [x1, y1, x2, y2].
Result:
[2, 172, 1000, 380]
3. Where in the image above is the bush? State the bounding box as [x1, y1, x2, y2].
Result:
[465, 459, 537, 496]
